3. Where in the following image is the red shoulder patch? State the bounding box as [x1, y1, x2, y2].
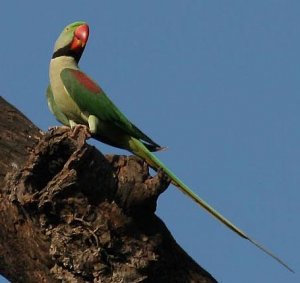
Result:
[71, 69, 102, 94]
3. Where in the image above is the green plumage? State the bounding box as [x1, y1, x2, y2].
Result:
[60, 68, 162, 151]
[47, 22, 293, 272]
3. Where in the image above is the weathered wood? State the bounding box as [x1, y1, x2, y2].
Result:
[0, 96, 217, 283]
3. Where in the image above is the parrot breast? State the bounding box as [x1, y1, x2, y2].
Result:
[49, 56, 86, 123]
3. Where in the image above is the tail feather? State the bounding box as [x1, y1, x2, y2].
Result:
[128, 137, 293, 273]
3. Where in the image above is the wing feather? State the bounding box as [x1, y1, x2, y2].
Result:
[60, 68, 162, 149]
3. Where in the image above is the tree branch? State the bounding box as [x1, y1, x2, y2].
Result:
[0, 97, 217, 283]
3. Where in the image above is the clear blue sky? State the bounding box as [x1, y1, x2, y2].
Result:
[0, 1, 299, 282]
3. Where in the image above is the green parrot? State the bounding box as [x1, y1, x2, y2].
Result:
[47, 21, 292, 272]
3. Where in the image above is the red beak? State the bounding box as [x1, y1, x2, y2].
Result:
[70, 24, 89, 51]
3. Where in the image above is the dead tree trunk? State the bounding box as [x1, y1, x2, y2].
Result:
[0, 97, 217, 283]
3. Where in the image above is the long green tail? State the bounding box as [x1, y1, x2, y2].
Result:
[128, 137, 293, 272]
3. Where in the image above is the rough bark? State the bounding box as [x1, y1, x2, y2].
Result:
[0, 97, 217, 283]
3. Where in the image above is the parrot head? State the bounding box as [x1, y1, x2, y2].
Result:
[52, 21, 89, 62]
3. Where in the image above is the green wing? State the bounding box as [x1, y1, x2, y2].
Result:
[60, 68, 162, 149]
[46, 85, 70, 126]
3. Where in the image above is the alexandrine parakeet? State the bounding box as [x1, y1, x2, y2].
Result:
[47, 22, 292, 272]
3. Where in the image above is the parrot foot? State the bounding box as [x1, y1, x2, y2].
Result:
[70, 124, 92, 140]
[48, 125, 70, 131]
